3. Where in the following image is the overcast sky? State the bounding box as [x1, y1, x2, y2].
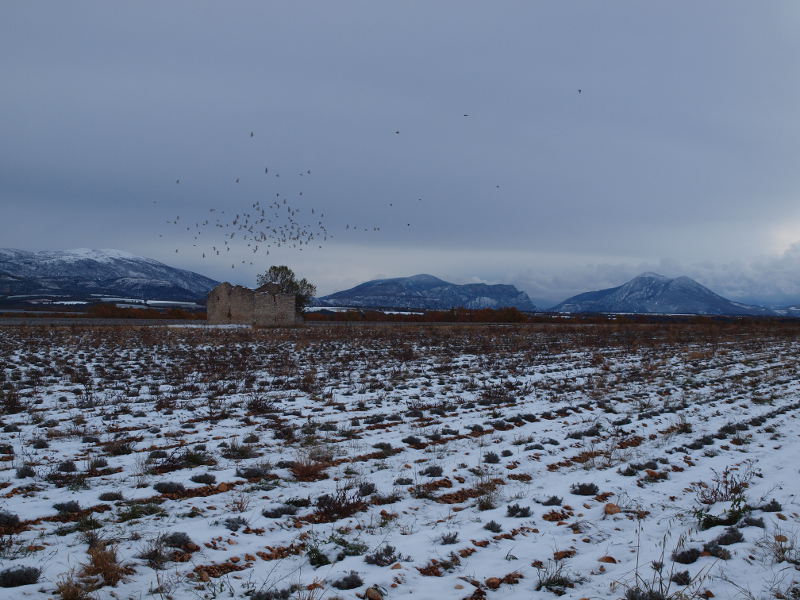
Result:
[3, 2, 800, 306]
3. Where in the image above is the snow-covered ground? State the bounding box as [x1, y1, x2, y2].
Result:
[0, 323, 799, 599]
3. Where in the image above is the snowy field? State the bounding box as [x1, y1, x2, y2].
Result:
[0, 322, 799, 599]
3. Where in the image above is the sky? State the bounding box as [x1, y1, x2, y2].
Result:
[2, 1, 800, 307]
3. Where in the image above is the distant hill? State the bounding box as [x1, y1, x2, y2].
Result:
[318, 274, 537, 311]
[550, 272, 774, 316]
[0, 248, 219, 301]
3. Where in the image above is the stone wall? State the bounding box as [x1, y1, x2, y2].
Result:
[207, 282, 299, 327]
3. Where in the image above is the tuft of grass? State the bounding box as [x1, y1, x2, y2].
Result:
[55, 571, 91, 599]
[534, 561, 585, 594]
[80, 543, 134, 587]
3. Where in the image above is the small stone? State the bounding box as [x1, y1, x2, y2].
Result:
[598, 555, 617, 564]
[485, 577, 501, 590]
[365, 586, 383, 600]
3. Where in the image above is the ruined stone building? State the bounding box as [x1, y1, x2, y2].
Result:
[206, 282, 300, 326]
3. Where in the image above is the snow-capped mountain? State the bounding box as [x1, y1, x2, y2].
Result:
[0, 248, 219, 301]
[317, 274, 537, 311]
[550, 272, 773, 316]
[773, 305, 800, 317]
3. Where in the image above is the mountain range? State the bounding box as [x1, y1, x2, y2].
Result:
[1, 248, 797, 316]
[317, 274, 537, 311]
[0, 248, 219, 301]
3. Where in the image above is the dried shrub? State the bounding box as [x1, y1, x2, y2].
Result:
[223, 516, 248, 531]
[0, 566, 40, 587]
[484, 452, 500, 464]
[161, 532, 193, 548]
[702, 541, 731, 560]
[290, 457, 330, 482]
[419, 465, 443, 477]
[506, 503, 532, 518]
[671, 548, 700, 564]
[332, 571, 363, 590]
[98, 491, 123, 502]
[153, 481, 185, 494]
[236, 462, 272, 480]
[307, 545, 331, 567]
[357, 482, 377, 497]
[104, 440, 134, 456]
[15, 464, 35, 478]
[484, 520, 502, 533]
[570, 482, 599, 496]
[760, 499, 782, 512]
[190, 472, 216, 485]
[262, 504, 299, 519]
[314, 486, 366, 522]
[440, 531, 459, 545]
[0, 511, 20, 529]
[54, 501, 81, 513]
[714, 526, 744, 546]
[364, 544, 403, 567]
[137, 538, 169, 570]
[222, 441, 259, 459]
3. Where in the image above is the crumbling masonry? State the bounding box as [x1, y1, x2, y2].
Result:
[207, 282, 300, 327]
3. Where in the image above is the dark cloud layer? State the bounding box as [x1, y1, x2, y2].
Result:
[2, 2, 800, 305]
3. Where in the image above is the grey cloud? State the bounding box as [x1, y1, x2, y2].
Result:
[2, 1, 800, 305]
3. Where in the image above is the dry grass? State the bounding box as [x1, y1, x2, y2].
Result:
[80, 544, 135, 588]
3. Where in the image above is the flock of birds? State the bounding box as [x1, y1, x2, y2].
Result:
[163, 91, 584, 269]
[163, 128, 421, 269]
[166, 160, 334, 268]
